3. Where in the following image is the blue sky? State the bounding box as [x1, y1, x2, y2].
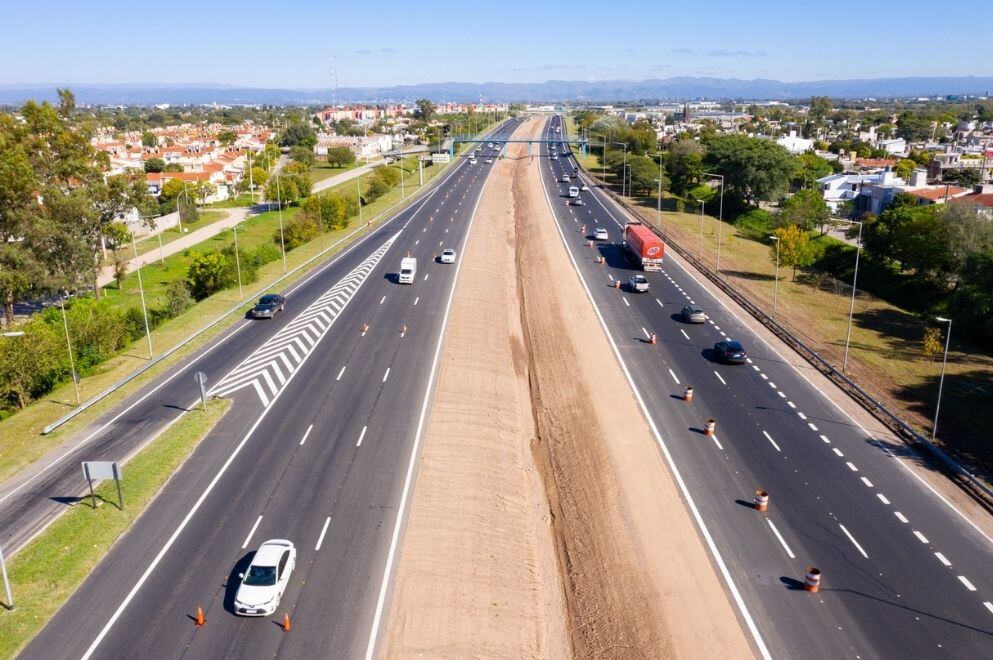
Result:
[4, 0, 990, 88]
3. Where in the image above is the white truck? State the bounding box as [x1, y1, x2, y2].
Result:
[398, 257, 417, 284]
[568, 186, 579, 198]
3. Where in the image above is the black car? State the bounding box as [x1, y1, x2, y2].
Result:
[251, 293, 285, 319]
[714, 340, 747, 364]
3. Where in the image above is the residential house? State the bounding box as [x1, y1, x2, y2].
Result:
[776, 130, 814, 154]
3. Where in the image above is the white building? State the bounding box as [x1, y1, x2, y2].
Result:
[776, 130, 814, 154]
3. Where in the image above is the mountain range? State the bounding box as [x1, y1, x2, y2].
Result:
[1, 76, 991, 106]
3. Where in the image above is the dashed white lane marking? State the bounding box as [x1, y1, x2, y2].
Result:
[315, 516, 332, 551]
[833, 447, 844, 457]
[769, 382, 777, 389]
[745, 358, 753, 364]
[623, 298, 630, 307]
[680, 329, 690, 340]
[819, 434, 831, 444]
[935, 552, 951, 567]
[983, 601, 993, 615]
[357, 425, 367, 447]
[299, 424, 313, 446]
[422, 227, 427, 233]
[438, 240, 443, 246]
[767, 520, 795, 558]
[751, 364, 758, 370]
[913, 530, 930, 544]
[415, 239, 420, 246]
[840, 524, 869, 558]
[656, 298, 664, 308]
[958, 576, 977, 591]
[846, 461, 858, 472]
[713, 325, 721, 331]
[861, 476, 874, 488]
[424, 273, 430, 281]
[714, 371, 727, 386]
[641, 326, 651, 339]
[786, 400, 796, 407]
[336, 366, 346, 381]
[379, 296, 386, 304]
[382, 368, 390, 383]
[877, 493, 891, 504]
[668, 368, 680, 384]
[607, 272, 614, 281]
[762, 431, 781, 452]
[808, 422, 819, 431]
[242, 515, 263, 549]
[712, 435, 724, 450]
[760, 373, 769, 380]
[796, 411, 806, 419]
[895, 511, 909, 523]
[414, 296, 420, 305]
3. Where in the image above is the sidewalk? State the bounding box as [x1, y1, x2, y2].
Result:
[311, 158, 384, 194]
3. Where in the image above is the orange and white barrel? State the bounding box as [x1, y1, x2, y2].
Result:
[753, 490, 769, 512]
[683, 386, 694, 402]
[704, 419, 716, 435]
[803, 567, 821, 593]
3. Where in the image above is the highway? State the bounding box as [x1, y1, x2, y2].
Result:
[19, 120, 521, 660]
[542, 115, 993, 658]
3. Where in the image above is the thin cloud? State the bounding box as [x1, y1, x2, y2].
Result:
[380, 47, 396, 54]
[669, 48, 693, 54]
[706, 49, 766, 57]
[355, 49, 372, 56]
[512, 64, 586, 72]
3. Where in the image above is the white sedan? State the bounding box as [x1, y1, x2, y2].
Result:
[439, 248, 456, 264]
[234, 539, 296, 616]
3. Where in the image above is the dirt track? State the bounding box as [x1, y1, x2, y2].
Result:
[383, 117, 753, 658]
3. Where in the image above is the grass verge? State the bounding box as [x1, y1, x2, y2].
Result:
[309, 160, 359, 183]
[0, 398, 231, 658]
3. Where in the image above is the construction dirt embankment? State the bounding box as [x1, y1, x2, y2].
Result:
[383, 117, 753, 659]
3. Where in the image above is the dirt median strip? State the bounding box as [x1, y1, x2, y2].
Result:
[382, 120, 569, 659]
[514, 118, 754, 658]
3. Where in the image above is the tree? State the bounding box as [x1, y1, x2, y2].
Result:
[809, 96, 832, 123]
[862, 195, 953, 284]
[301, 192, 359, 230]
[163, 162, 184, 172]
[265, 173, 310, 207]
[894, 158, 916, 182]
[414, 99, 437, 124]
[792, 152, 833, 190]
[943, 168, 981, 187]
[217, 129, 237, 146]
[921, 326, 943, 362]
[280, 214, 319, 250]
[327, 146, 356, 168]
[626, 154, 665, 196]
[190, 180, 218, 207]
[950, 249, 993, 344]
[942, 202, 993, 283]
[186, 250, 232, 300]
[144, 157, 165, 173]
[705, 134, 795, 208]
[778, 189, 831, 234]
[289, 145, 315, 167]
[141, 130, 158, 148]
[278, 123, 317, 148]
[0, 317, 63, 409]
[770, 224, 816, 280]
[667, 139, 705, 195]
[896, 111, 933, 142]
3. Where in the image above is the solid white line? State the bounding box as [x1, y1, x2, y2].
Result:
[336, 366, 346, 381]
[364, 133, 496, 660]
[767, 520, 795, 558]
[713, 371, 727, 386]
[913, 530, 930, 544]
[242, 515, 263, 549]
[959, 576, 977, 591]
[668, 368, 680, 384]
[712, 434, 724, 450]
[680, 329, 690, 340]
[935, 552, 951, 567]
[762, 431, 781, 452]
[357, 425, 367, 447]
[878, 493, 891, 504]
[382, 368, 390, 383]
[315, 516, 332, 551]
[861, 476, 874, 488]
[895, 511, 909, 523]
[538, 127, 772, 659]
[299, 424, 313, 446]
[840, 523, 869, 558]
[846, 461, 858, 472]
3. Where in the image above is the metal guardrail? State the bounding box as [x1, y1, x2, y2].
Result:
[42, 120, 511, 435]
[560, 126, 993, 502]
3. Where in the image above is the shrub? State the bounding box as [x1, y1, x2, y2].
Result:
[0, 317, 66, 410]
[220, 245, 258, 286]
[734, 208, 776, 241]
[42, 298, 131, 371]
[186, 250, 234, 300]
[164, 280, 194, 317]
[280, 214, 320, 250]
[250, 242, 282, 268]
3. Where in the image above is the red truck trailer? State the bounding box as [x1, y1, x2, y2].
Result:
[623, 221, 665, 271]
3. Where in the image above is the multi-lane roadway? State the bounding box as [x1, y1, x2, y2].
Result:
[18, 120, 520, 660]
[543, 114, 993, 658]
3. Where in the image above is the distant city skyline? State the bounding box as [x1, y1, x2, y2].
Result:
[4, 0, 992, 89]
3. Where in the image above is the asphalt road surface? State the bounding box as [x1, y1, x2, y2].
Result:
[19, 120, 521, 660]
[542, 115, 993, 658]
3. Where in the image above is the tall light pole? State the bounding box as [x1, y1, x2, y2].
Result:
[933, 317, 952, 439]
[612, 141, 627, 196]
[842, 219, 865, 372]
[233, 223, 244, 300]
[275, 173, 287, 273]
[770, 235, 781, 319]
[357, 171, 364, 228]
[698, 199, 706, 259]
[702, 172, 725, 274]
[129, 232, 153, 359]
[58, 293, 82, 404]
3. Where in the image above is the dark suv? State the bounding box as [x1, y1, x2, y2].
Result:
[251, 293, 285, 319]
[714, 340, 747, 364]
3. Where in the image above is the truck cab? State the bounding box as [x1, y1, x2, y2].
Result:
[398, 257, 417, 284]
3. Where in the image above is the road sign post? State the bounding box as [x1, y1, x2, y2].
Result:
[82, 461, 124, 510]
[195, 371, 208, 411]
[0, 543, 13, 611]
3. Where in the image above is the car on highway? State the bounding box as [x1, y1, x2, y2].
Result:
[560, 174, 570, 182]
[571, 197, 585, 206]
[593, 227, 609, 241]
[469, 158, 477, 164]
[627, 274, 649, 292]
[681, 304, 707, 323]
[234, 539, 296, 616]
[485, 158, 493, 164]
[439, 248, 457, 264]
[250, 293, 285, 319]
[581, 184, 590, 191]
[714, 340, 748, 364]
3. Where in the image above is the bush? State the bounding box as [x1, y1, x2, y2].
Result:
[220, 245, 259, 286]
[301, 192, 359, 231]
[280, 214, 320, 250]
[164, 281, 194, 317]
[250, 242, 282, 268]
[734, 208, 776, 241]
[0, 317, 66, 410]
[42, 298, 131, 372]
[123, 306, 150, 343]
[186, 250, 234, 300]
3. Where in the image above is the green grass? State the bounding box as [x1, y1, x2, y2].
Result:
[208, 193, 255, 209]
[0, 398, 231, 658]
[108, 210, 230, 265]
[309, 159, 360, 183]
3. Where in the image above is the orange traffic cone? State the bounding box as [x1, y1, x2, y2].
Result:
[195, 606, 205, 627]
[283, 613, 292, 631]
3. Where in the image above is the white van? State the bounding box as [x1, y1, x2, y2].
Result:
[398, 257, 417, 284]
[568, 186, 579, 198]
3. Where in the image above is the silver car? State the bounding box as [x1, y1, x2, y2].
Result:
[681, 305, 707, 323]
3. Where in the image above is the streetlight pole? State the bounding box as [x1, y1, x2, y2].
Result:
[130, 232, 153, 359]
[702, 172, 725, 274]
[842, 220, 865, 372]
[233, 223, 244, 300]
[770, 235, 781, 319]
[698, 200, 706, 260]
[58, 294, 82, 404]
[275, 173, 286, 273]
[933, 317, 952, 439]
[612, 141, 627, 196]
